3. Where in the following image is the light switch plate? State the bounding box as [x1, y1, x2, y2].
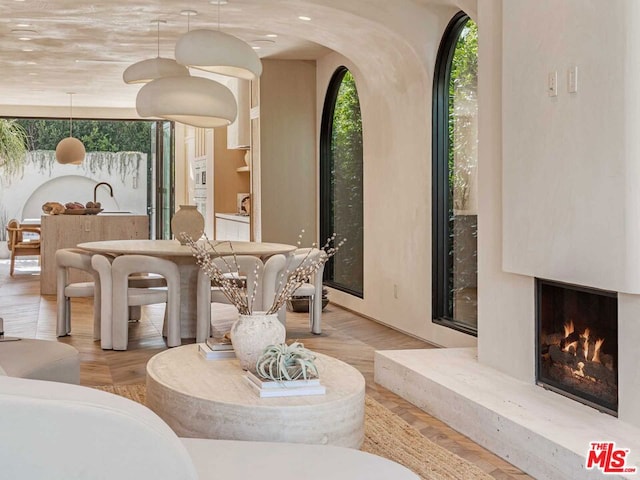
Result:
[568, 66, 578, 93]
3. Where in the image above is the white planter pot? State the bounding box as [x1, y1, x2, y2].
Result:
[230, 313, 286, 372]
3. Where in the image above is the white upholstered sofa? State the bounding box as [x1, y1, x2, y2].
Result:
[0, 375, 419, 480]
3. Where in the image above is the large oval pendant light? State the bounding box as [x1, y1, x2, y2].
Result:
[56, 93, 85, 165]
[136, 76, 237, 128]
[123, 20, 189, 84]
[175, 29, 262, 80]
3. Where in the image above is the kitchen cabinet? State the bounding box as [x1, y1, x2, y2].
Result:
[40, 214, 149, 294]
[215, 213, 250, 241]
[226, 78, 250, 149]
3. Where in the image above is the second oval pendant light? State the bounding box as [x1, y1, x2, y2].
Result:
[175, 28, 262, 80]
[123, 20, 189, 84]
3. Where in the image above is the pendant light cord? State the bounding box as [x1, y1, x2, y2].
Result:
[69, 93, 73, 137]
[217, 1, 220, 30]
[157, 20, 160, 58]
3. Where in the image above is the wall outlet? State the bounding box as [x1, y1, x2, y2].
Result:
[548, 71, 558, 97]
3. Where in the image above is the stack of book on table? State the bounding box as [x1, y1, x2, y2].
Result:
[198, 338, 235, 359]
[245, 371, 326, 398]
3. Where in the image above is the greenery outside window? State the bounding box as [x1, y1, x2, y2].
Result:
[320, 67, 364, 297]
[432, 13, 478, 335]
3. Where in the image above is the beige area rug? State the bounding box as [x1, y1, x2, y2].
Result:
[95, 384, 493, 480]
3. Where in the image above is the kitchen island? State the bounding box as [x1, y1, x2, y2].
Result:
[40, 213, 149, 294]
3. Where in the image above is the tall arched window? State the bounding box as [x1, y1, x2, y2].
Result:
[320, 67, 364, 297]
[432, 12, 478, 335]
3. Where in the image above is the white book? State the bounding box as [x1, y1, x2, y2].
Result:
[205, 338, 234, 351]
[246, 370, 321, 389]
[198, 343, 235, 360]
[245, 377, 326, 398]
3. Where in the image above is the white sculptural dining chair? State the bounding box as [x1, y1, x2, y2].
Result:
[196, 255, 264, 343]
[285, 248, 327, 335]
[91, 254, 181, 350]
[56, 248, 102, 340]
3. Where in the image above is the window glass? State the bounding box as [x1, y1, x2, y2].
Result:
[433, 14, 478, 334]
[320, 68, 364, 297]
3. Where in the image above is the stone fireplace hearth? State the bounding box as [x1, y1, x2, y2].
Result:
[375, 348, 640, 480]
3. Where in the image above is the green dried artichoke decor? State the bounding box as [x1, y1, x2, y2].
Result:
[255, 342, 319, 381]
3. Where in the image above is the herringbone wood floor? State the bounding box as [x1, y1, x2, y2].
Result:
[0, 259, 532, 479]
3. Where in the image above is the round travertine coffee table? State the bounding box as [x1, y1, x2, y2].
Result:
[146, 344, 365, 448]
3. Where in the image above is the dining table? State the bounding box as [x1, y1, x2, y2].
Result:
[76, 239, 297, 338]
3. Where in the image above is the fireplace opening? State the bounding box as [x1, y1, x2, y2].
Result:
[536, 279, 618, 415]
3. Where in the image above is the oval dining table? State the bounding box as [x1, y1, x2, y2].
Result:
[77, 239, 297, 339]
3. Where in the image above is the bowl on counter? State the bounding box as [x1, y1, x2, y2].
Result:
[62, 208, 86, 215]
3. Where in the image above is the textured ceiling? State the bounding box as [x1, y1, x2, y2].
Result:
[0, 0, 334, 109]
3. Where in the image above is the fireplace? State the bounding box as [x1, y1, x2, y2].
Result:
[536, 279, 618, 415]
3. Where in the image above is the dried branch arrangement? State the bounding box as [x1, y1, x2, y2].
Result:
[186, 232, 345, 315]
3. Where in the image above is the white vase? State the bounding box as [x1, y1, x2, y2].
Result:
[230, 313, 286, 372]
[171, 205, 204, 245]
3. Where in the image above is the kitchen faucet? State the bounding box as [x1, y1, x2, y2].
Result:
[94, 182, 113, 203]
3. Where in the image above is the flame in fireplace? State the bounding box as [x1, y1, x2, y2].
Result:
[582, 328, 590, 361]
[593, 338, 604, 364]
[564, 320, 575, 339]
[561, 322, 605, 363]
[564, 341, 578, 353]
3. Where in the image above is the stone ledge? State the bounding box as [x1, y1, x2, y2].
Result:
[374, 348, 640, 480]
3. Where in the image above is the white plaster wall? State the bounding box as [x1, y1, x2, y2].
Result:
[502, 0, 640, 294]
[476, 0, 535, 382]
[479, 0, 640, 425]
[617, 294, 640, 427]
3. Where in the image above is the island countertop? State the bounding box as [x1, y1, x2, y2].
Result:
[214, 213, 250, 223]
[40, 213, 149, 295]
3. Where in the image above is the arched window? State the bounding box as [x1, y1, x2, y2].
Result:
[320, 67, 364, 297]
[432, 12, 478, 335]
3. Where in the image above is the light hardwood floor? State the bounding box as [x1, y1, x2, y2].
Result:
[0, 258, 532, 479]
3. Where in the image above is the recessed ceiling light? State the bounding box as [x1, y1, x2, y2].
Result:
[21, 47, 34, 52]
[251, 46, 261, 50]
[209, 0, 228, 4]
[266, 34, 278, 38]
[28, 72, 38, 76]
[26, 61, 37, 65]
[298, 16, 311, 21]
[16, 23, 31, 28]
